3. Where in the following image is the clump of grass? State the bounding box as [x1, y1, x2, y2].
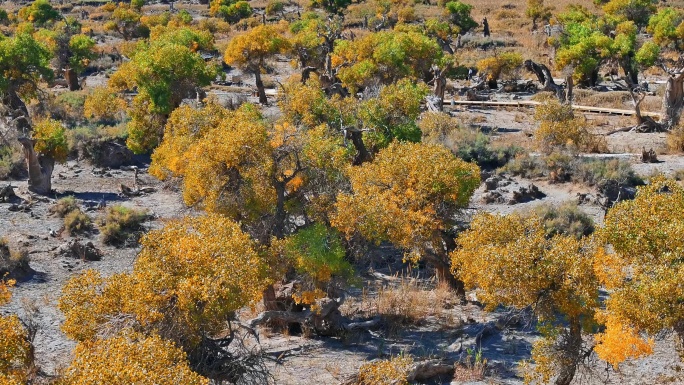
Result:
[64, 209, 92, 236]
[98, 205, 148, 246]
[533, 202, 595, 239]
[502, 152, 643, 188]
[50, 196, 79, 218]
[454, 347, 487, 382]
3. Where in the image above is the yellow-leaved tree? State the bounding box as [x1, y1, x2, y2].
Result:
[451, 213, 599, 385]
[332, 141, 480, 294]
[224, 24, 291, 104]
[0, 279, 34, 385]
[593, 176, 684, 368]
[58, 214, 270, 380]
[150, 102, 304, 240]
[58, 332, 208, 385]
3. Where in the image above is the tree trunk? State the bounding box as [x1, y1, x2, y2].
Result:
[254, 70, 268, 105]
[554, 317, 582, 385]
[423, 251, 465, 298]
[274, 180, 286, 239]
[662, 72, 684, 130]
[524, 60, 564, 100]
[17, 138, 54, 195]
[348, 129, 371, 165]
[432, 67, 447, 111]
[564, 75, 573, 105]
[65, 67, 80, 91]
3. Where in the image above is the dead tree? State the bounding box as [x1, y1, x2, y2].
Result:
[524, 59, 565, 101]
[607, 78, 663, 135]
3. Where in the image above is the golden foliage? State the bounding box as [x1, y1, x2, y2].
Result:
[356, 355, 414, 385]
[534, 100, 607, 153]
[476, 52, 523, 82]
[33, 118, 69, 163]
[0, 279, 32, 385]
[59, 332, 208, 385]
[83, 87, 127, 122]
[59, 214, 269, 347]
[594, 176, 684, 365]
[452, 212, 598, 320]
[332, 141, 480, 260]
[150, 100, 229, 179]
[223, 24, 290, 72]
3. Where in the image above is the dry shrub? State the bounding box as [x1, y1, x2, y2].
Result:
[360, 278, 456, 329]
[667, 124, 684, 153]
[64, 209, 92, 236]
[356, 355, 414, 385]
[453, 347, 487, 382]
[534, 101, 608, 153]
[50, 196, 79, 218]
[533, 202, 595, 239]
[0, 238, 30, 278]
[98, 205, 148, 246]
[584, 91, 630, 109]
[495, 9, 519, 19]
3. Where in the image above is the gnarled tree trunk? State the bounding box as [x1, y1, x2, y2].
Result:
[662, 71, 684, 130]
[524, 59, 565, 101]
[253, 70, 268, 105]
[18, 137, 54, 194]
[554, 317, 583, 385]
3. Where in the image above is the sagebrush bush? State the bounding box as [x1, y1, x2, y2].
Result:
[533, 202, 595, 239]
[64, 209, 92, 236]
[50, 196, 79, 218]
[99, 205, 148, 245]
[502, 152, 643, 188]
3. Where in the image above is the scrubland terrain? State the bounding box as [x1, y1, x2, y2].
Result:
[2, 0, 684, 384]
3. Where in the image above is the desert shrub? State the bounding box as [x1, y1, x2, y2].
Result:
[0, 238, 30, 278]
[420, 112, 521, 168]
[575, 158, 643, 187]
[372, 279, 455, 327]
[265, 0, 284, 15]
[0, 143, 26, 180]
[356, 355, 414, 385]
[533, 202, 595, 239]
[667, 124, 684, 153]
[51, 91, 87, 125]
[50, 196, 79, 217]
[476, 52, 523, 87]
[534, 101, 608, 153]
[83, 87, 127, 124]
[496, 9, 520, 19]
[502, 152, 642, 188]
[64, 209, 92, 236]
[98, 205, 148, 245]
